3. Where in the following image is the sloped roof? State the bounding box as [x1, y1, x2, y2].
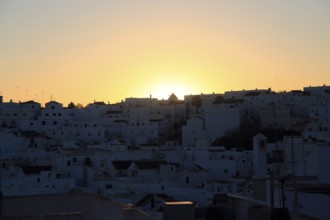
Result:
[133, 160, 166, 170]
[168, 93, 178, 101]
[21, 165, 52, 174]
[21, 100, 40, 105]
[135, 194, 154, 207]
[111, 160, 132, 170]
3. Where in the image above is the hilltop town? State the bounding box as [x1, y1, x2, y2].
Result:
[1, 85, 330, 219]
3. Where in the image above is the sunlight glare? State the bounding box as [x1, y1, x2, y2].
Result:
[150, 82, 191, 100]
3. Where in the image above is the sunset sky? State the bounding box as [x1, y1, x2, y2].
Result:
[1, 0, 329, 105]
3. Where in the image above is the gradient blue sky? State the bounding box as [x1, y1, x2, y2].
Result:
[1, 0, 329, 105]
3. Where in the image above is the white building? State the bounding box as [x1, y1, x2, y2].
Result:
[182, 104, 240, 146]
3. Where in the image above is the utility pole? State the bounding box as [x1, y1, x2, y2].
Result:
[0, 132, 3, 218]
[291, 135, 299, 219]
[271, 102, 282, 207]
[270, 172, 274, 208]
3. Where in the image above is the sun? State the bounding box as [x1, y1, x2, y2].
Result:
[151, 82, 191, 101]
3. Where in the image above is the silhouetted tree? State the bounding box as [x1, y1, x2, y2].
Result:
[68, 102, 76, 109]
[76, 103, 84, 109]
[213, 120, 261, 149]
[213, 95, 225, 104]
[191, 95, 202, 113]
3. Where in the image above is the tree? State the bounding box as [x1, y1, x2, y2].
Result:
[76, 103, 84, 109]
[191, 95, 202, 114]
[213, 95, 225, 104]
[68, 102, 76, 109]
[213, 120, 261, 149]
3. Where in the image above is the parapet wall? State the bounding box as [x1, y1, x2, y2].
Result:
[0, 193, 157, 220]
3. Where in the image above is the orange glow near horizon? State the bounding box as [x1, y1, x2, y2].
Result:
[0, 1, 329, 106]
[150, 80, 193, 100]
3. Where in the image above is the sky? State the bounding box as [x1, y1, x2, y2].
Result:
[0, 0, 329, 106]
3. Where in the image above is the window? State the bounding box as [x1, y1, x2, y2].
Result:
[42, 121, 46, 125]
[84, 157, 91, 166]
[106, 184, 112, 189]
[185, 176, 189, 183]
[131, 170, 137, 176]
